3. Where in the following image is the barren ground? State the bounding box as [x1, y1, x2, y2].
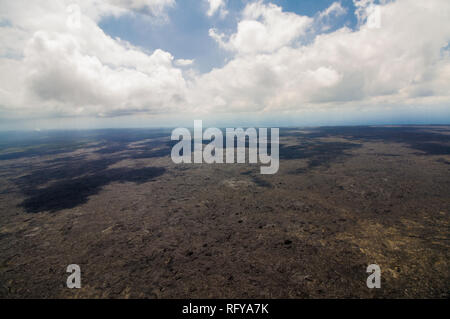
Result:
[0, 126, 448, 298]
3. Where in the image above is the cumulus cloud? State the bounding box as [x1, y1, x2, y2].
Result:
[198, 0, 450, 113]
[0, 0, 185, 118]
[316, 2, 348, 32]
[319, 1, 347, 19]
[206, 0, 228, 18]
[0, 0, 449, 121]
[209, 1, 313, 54]
[24, 32, 186, 116]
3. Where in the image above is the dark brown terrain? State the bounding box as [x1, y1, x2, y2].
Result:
[0, 126, 448, 298]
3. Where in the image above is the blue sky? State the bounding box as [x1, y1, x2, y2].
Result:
[99, 0, 359, 72]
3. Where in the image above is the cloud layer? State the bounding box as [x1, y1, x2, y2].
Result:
[0, 0, 449, 121]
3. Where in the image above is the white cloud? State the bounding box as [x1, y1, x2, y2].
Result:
[0, 0, 450, 121]
[110, 0, 175, 12]
[209, 1, 313, 55]
[175, 58, 194, 66]
[197, 0, 450, 113]
[316, 2, 347, 32]
[353, 0, 385, 27]
[319, 1, 346, 19]
[23, 31, 186, 116]
[206, 0, 228, 18]
[0, 0, 186, 118]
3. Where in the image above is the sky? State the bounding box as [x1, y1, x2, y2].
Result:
[0, 0, 449, 130]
